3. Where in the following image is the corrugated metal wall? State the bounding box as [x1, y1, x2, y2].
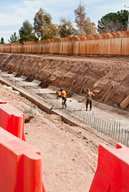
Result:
[0, 31, 129, 56]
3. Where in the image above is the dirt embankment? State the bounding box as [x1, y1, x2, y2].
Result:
[0, 53, 129, 110]
[0, 82, 116, 192]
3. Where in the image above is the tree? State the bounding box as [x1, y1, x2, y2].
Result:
[74, 4, 86, 35]
[83, 18, 96, 35]
[74, 4, 96, 35]
[8, 32, 19, 43]
[58, 18, 77, 38]
[19, 20, 38, 43]
[97, 10, 128, 33]
[42, 23, 58, 39]
[0, 37, 5, 44]
[33, 8, 52, 39]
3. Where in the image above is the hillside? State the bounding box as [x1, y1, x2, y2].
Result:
[0, 53, 129, 110]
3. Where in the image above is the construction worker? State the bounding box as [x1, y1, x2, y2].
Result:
[60, 87, 67, 109]
[56, 90, 61, 99]
[86, 88, 95, 111]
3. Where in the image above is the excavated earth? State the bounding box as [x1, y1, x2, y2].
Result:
[0, 82, 116, 192]
[0, 53, 129, 191]
[0, 53, 129, 111]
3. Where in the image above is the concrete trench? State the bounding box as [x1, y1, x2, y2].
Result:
[0, 70, 129, 146]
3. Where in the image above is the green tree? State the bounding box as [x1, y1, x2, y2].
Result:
[8, 32, 19, 43]
[58, 18, 77, 38]
[19, 20, 38, 43]
[74, 4, 96, 35]
[33, 8, 52, 39]
[0, 37, 5, 44]
[97, 10, 128, 33]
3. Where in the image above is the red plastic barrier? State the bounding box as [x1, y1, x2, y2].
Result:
[0, 127, 45, 192]
[0, 98, 7, 104]
[0, 103, 25, 140]
[89, 143, 129, 192]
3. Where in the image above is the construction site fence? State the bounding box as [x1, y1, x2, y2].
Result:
[1, 30, 129, 56]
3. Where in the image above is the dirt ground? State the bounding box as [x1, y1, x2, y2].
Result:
[1, 53, 129, 191]
[1, 53, 129, 111]
[0, 82, 116, 192]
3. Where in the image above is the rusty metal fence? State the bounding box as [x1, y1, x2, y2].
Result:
[0, 31, 129, 56]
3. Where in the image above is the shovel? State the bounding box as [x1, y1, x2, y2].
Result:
[50, 98, 59, 110]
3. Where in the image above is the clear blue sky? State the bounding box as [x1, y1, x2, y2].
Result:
[0, 0, 129, 43]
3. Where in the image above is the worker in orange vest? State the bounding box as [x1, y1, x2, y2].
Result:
[60, 87, 67, 109]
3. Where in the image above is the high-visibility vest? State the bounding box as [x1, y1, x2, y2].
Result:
[61, 90, 66, 98]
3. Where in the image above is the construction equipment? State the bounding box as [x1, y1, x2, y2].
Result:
[50, 98, 59, 110]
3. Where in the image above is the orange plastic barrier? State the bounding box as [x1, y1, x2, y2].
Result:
[89, 143, 129, 192]
[0, 103, 25, 140]
[0, 127, 45, 192]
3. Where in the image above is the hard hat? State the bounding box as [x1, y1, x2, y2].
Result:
[87, 88, 90, 91]
[60, 87, 63, 91]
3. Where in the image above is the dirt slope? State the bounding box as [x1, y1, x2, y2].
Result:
[0, 82, 116, 192]
[0, 53, 129, 110]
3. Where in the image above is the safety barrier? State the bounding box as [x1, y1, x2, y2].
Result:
[0, 127, 45, 192]
[0, 30, 129, 56]
[89, 143, 129, 192]
[0, 103, 25, 140]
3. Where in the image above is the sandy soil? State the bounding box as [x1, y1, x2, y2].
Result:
[1, 53, 129, 111]
[0, 83, 116, 192]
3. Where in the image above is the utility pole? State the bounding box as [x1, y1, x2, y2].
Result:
[124, 5, 129, 31]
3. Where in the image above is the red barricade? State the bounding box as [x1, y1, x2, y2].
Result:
[89, 143, 129, 192]
[0, 103, 25, 140]
[0, 128, 45, 192]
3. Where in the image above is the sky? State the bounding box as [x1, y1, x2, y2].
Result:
[0, 0, 129, 43]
